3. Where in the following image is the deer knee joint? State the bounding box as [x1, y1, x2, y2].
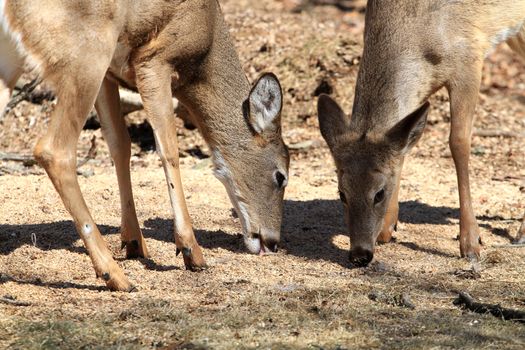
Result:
[34, 143, 56, 169]
[34, 141, 76, 172]
[449, 134, 470, 151]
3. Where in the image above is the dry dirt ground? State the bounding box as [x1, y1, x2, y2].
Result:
[1, 1, 525, 349]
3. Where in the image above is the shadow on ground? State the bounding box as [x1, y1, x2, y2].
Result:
[400, 200, 520, 242]
[1, 199, 519, 271]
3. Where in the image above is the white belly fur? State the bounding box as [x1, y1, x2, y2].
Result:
[0, 0, 22, 82]
[0, 0, 41, 81]
[0, 28, 23, 83]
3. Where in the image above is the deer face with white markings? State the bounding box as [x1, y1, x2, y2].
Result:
[318, 94, 429, 266]
[213, 73, 289, 254]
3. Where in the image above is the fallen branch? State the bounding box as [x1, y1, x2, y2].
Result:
[0, 135, 96, 170]
[0, 296, 31, 306]
[0, 165, 43, 176]
[454, 292, 525, 323]
[473, 129, 525, 138]
[0, 152, 37, 166]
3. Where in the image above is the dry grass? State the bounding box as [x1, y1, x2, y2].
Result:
[1, 158, 524, 349]
[3, 280, 524, 349]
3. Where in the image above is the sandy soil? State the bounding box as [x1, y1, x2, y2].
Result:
[1, 1, 524, 349]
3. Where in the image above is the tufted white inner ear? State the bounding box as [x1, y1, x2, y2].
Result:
[248, 73, 282, 134]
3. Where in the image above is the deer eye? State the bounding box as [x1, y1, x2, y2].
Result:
[374, 188, 385, 204]
[274, 170, 287, 189]
[339, 190, 346, 203]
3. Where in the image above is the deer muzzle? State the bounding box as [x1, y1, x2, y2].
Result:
[349, 246, 374, 267]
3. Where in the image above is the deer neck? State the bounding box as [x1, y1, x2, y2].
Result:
[350, 52, 436, 136]
[175, 9, 252, 153]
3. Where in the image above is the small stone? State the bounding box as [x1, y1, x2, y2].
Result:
[192, 158, 212, 170]
[77, 168, 94, 178]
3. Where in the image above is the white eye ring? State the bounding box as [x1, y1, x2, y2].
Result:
[273, 170, 288, 189]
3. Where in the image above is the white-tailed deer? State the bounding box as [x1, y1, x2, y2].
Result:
[318, 0, 525, 266]
[0, 0, 289, 290]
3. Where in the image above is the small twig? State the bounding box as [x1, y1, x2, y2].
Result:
[491, 176, 525, 189]
[0, 165, 20, 175]
[0, 166, 17, 175]
[77, 135, 97, 168]
[473, 129, 525, 138]
[491, 175, 523, 181]
[492, 243, 525, 248]
[6, 78, 42, 110]
[454, 292, 525, 323]
[0, 296, 31, 306]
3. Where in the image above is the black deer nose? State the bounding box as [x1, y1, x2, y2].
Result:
[349, 247, 373, 267]
[263, 238, 279, 253]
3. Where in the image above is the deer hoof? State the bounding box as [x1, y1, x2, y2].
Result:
[460, 241, 481, 261]
[181, 244, 207, 271]
[102, 271, 133, 292]
[122, 238, 149, 259]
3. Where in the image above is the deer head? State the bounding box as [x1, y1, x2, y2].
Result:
[212, 73, 289, 254]
[317, 94, 429, 266]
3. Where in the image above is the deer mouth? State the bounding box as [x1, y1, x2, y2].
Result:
[244, 231, 276, 255]
[259, 243, 277, 255]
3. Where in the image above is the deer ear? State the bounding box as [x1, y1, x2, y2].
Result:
[317, 94, 350, 150]
[386, 101, 430, 154]
[247, 73, 283, 134]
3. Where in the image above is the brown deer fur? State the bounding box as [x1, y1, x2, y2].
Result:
[318, 0, 525, 266]
[0, 0, 289, 290]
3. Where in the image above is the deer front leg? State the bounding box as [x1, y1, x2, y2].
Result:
[95, 78, 148, 258]
[34, 75, 132, 291]
[378, 158, 404, 243]
[447, 66, 483, 260]
[135, 62, 206, 270]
